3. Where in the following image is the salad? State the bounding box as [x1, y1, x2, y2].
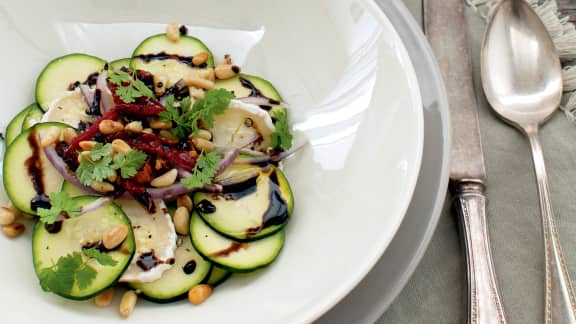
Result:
[0, 23, 300, 318]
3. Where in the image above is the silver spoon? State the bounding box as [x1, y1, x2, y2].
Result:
[481, 0, 576, 322]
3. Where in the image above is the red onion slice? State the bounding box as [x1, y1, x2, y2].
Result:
[236, 96, 287, 107]
[233, 140, 308, 164]
[79, 85, 95, 107]
[97, 70, 115, 114]
[43, 146, 100, 195]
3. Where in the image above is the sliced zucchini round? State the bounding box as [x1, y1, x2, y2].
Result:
[61, 180, 89, 198]
[215, 73, 286, 116]
[3, 122, 72, 214]
[22, 103, 44, 130]
[109, 58, 131, 72]
[32, 196, 135, 300]
[205, 266, 232, 287]
[190, 211, 284, 273]
[130, 34, 213, 87]
[5, 103, 38, 146]
[130, 236, 211, 303]
[35, 53, 106, 111]
[193, 166, 293, 241]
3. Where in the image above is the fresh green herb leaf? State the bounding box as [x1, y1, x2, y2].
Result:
[38, 252, 90, 295]
[75, 144, 147, 185]
[76, 154, 115, 186]
[159, 89, 234, 140]
[111, 150, 148, 179]
[75, 264, 97, 290]
[270, 109, 293, 150]
[109, 70, 155, 103]
[37, 192, 81, 224]
[82, 247, 118, 266]
[181, 151, 222, 189]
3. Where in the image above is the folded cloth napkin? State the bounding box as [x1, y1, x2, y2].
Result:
[468, 0, 576, 120]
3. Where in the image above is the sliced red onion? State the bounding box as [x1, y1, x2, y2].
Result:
[43, 146, 100, 195]
[236, 96, 287, 107]
[79, 84, 95, 107]
[234, 140, 308, 164]
[147, 183, 222, 199]
[79, 197, 113, 215]
[216, 148, 240, 176]
[97, 70, 115, 114]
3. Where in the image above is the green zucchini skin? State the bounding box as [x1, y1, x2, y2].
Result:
[205, 266, 232, 287]
[193, 166, 293, 242]
[5, 103, 38, 146]
[190, 211, 285, 273]
[130, 236, 212, 303]
[109, 58, 131, 72]
[32, 196, 135, 300]
[35, 53, 106, 112]
[3, 122, 72, 214]
[22, 104, 44, 130]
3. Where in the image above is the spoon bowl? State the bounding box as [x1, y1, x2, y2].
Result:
[482, 0, 562, 130]
[481, 0, 576, 323]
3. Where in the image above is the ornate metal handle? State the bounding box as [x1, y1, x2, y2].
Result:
[526, 128, 576, 324]
[452, 180, 507, 324]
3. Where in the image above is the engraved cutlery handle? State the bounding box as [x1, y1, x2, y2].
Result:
[526, 128, 576, 324]
[452, 180, 507, 324]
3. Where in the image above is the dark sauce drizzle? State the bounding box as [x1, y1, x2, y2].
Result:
[221, 176, 258, 200]
[182, 260, 197, 274]
[87, 89, 102, 116]
[25, 130, 50, 211]
[246, 170, 289, 236]
[67, 72, 100, 91]
[136, 250, 175, 271]
[134, 52, 207, 68]
[197, 200, 216, 214]
[210, 242, 245, 257]
[238, 77, 283, 108]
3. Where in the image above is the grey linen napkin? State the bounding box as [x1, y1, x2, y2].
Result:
[380, 1, 576, 323]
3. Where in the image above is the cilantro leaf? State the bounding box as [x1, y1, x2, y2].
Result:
[83, 247, 118, 266]
[111, 150, 147, 179]
[76, 264, 97, 290]
[89, 143, 113, 160]
[37, 192, 81, 224]
[109, 70, 155, 103]
[159, 89, 233, 140]
[270, 109, 293, 150]
[181, 151, 221, 189]
[76, 154, 115, 186]
[38, 252, 83, 295]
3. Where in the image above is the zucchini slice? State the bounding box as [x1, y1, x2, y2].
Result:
[190, 211, 284, 273]
[193, 166, 293, 241]
[205, 266, 232, 287]
[130, 34, 213, 87]
[130, 236, 212, 303]
[3, 122, 72, 214]
[5, 103, 38, 146]
[109, 58, 131, 72]
[32, 196, 135, 300]
[22, 103, 44, 130]
[35, 53, 106, 112]
[215, 74, 286, 116]
[61, 180, 89, 198]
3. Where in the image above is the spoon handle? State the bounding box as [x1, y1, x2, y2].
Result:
[527, 128, 576, 324]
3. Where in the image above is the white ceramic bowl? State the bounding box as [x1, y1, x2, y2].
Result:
[0, 0, 423, 322]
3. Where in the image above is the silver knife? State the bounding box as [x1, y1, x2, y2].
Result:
[424, 0, 508, 323]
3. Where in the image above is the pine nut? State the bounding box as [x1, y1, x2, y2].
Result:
[78, 151, 91, 163]
[0, 206, 15, 225]
[188, 284, 212, 305]
[176, 195, 193, 211]
[197, 129, 212, 141]
[188, 86, 205, 99]
[166, 22, 180, 42]
[159, 130, 177, 140]
[154, 75, 168, 96]
[107, 174, 118, 183]
[90, 181, 115, 193]
[189, 150, 199, 159]
[224, 54, 232, 65]
[173, 207, 190, 235]
[63, 128, 76, 145]
[150, 169, 178, 188]
[99, 120, 124, 134]
[183, 76, 214, 90]
[191, 137, 215, 152]
[119, 290, 138, 318]
[149, 118, 173, 130]
[112, 139, 132, 154]
[94, 287, 115, 307]
[125, 121, 143, 133]
[199, 69, 215, 81]
[40, 126, 62, 147]
[142, 128, 154, 134]
[214, 64, 240, 80]
[192, 52, 209, 66]
[18, 212, 34, 220]
[3, 222, 25, 238]
[103, 224, 129, 250]
[79, 140, 98, 151]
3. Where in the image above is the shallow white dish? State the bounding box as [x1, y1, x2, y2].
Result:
[319, 0, 451, 321]
[0, 0, 423, 323]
